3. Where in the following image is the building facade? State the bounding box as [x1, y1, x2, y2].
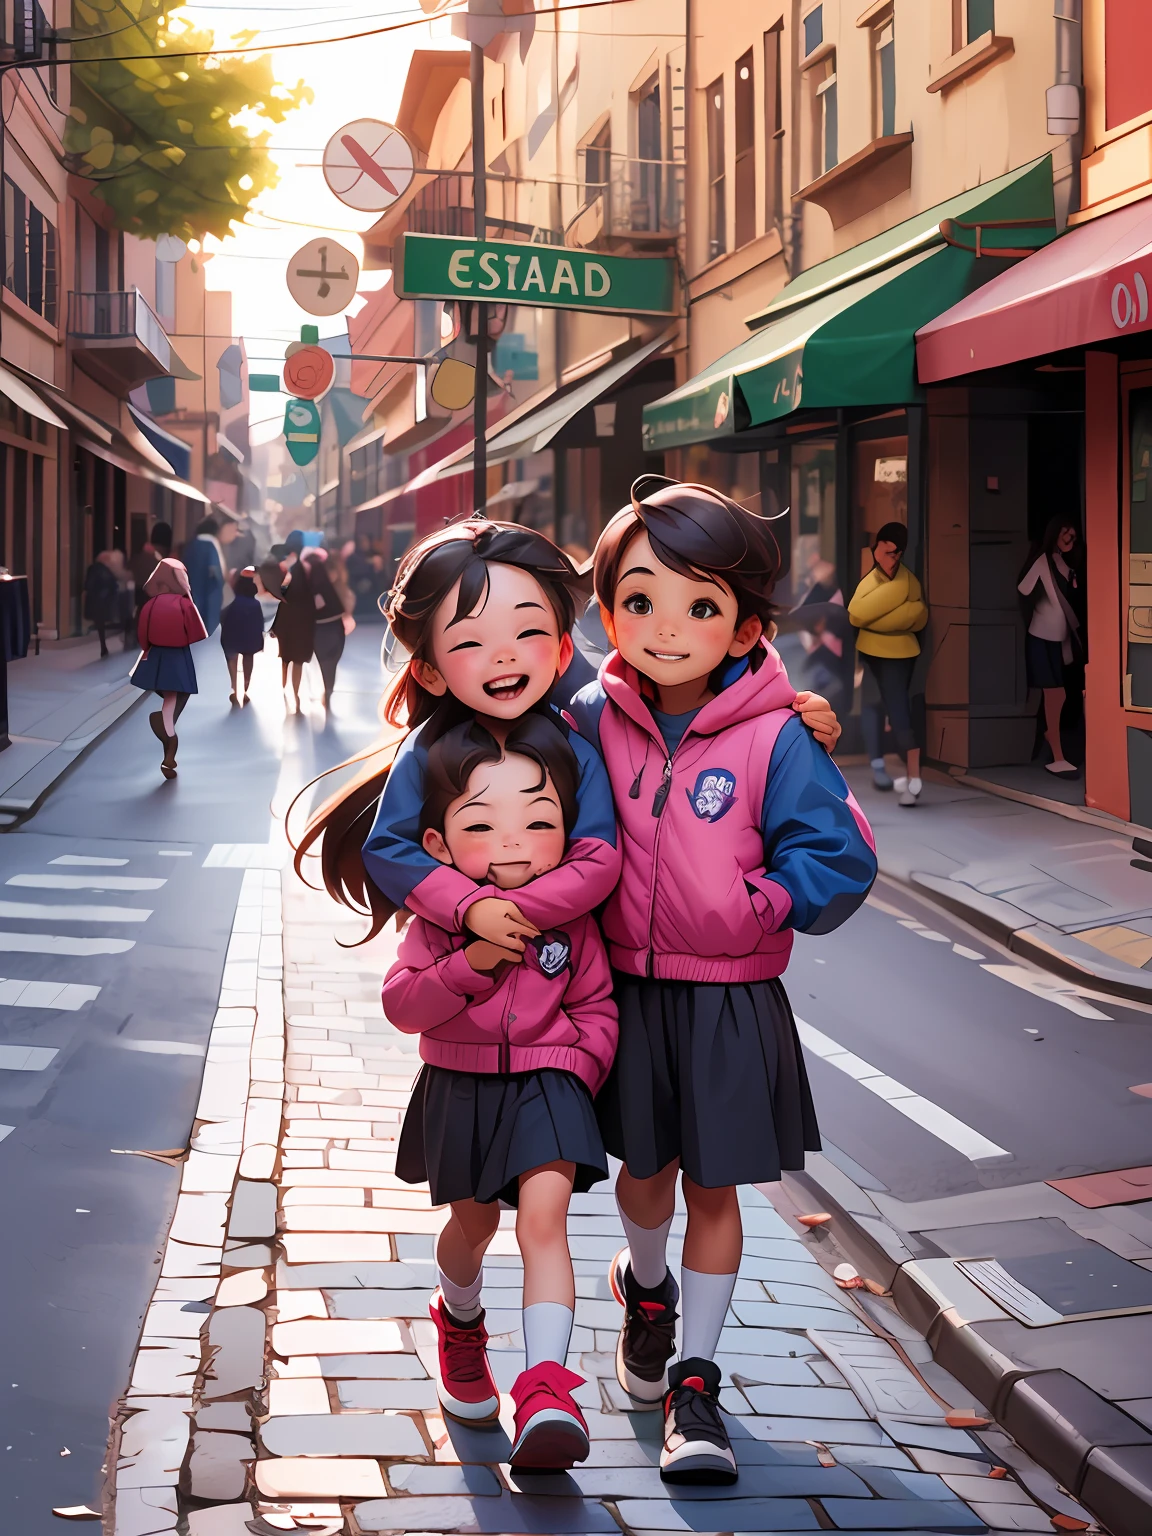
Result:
[645, 0, 1085, 761]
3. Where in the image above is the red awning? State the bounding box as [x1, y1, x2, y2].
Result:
[916, 196, 1152, 382]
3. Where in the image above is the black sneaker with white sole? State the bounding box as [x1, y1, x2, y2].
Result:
[659, 1357, 737, 1485]
[608, 1248, 679, 1407]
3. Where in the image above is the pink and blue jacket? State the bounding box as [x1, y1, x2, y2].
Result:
[381, 913, 618, 1094]
[570, 644, 877, 983]
[362, 708, 620, 933]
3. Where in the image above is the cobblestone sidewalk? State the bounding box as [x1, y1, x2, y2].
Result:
[105, 869, 1102, 1536]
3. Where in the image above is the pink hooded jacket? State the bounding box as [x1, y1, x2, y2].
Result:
[578, 643, 876, 984]
[381, 911, 618, 1094]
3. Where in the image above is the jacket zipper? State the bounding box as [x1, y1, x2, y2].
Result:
[500, 965, 517, 1074]
[644, 739, 683, 975]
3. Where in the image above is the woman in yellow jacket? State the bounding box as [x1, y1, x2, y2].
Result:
[848, 522, 928, 807]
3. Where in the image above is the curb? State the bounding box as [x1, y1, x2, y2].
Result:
[879, 865, 1152, 1008]
[0, 682, 144, 817]
[784, 1161, 1152, 1536]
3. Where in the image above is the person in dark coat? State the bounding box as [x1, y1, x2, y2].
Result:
[302, 547, 348, 710]
[131, 558, 208, 778]
[272, 556, 315, 712]
[219, 567, 265, 706]
[183, 517, 226, 635]
[83, 550, 124, 657]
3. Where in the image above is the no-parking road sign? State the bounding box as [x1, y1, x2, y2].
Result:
[323, 119, 415, 213]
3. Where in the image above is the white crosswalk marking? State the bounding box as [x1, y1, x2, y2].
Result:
[117, 1039, 203, 1057]
[0, 933, 135, 955]
[158, 850, 192, 857]
[980, 963, 1112, 1019]
[0, 901, 151, 922]
[795, 1016, 1011, 1164]
[50, 856, 129, 867]
[7, 874, 165, 892]
[0, 1044, 60, 1070]
[0, 979, 101, 1010]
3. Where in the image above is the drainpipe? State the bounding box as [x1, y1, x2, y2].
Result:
[786, 0, 803, 279]
[1048, 0, 1083, 219]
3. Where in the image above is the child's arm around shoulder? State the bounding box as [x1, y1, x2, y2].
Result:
[508, 725, 620, 930]
[750, 716, 877, 937]
[562, 915, 618, 1096]
[381, 918, 502, 1033]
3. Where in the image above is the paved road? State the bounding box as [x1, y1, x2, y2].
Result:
[791, 872, 1152, 1204]
[0, 630, 383, 1530]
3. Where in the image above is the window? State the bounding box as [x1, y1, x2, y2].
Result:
[803, 4, 823, 59]
[817, 59, 838, 174]
[706, 76, 726, 260]
[583, 121, 611, 202]
[635, 75, 663, 234]
[3, 177, 58, 324]
[873, 18, 895, 138]
[764, 24, 784, 234]
[966, 0, 994, 44]
[734, 50, 755, 249]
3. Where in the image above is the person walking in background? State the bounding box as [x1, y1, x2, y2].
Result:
[219, 567, 265, 706]
[183, 517, 227, 635]
[83, 550, 124, 658]
[131, 522, 171, 610]
[848, 522, 929, 807]
[1018, 517, 1084, 777]
[272, 550, 315, 713]
[131, 558, 207, 779]
[302, 547, 352, 711]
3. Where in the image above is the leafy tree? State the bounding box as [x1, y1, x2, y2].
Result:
[65, 0, 312, 241]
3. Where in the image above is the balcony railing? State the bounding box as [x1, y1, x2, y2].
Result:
[67, 288, 172, 377]
[566, 158, 684, 250]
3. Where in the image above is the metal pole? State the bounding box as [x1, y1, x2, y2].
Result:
[471, 39, 488, 514]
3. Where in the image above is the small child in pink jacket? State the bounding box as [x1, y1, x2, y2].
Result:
[382, 712, 617, 1472]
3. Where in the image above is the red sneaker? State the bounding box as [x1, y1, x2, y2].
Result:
[509, 1363, 590, 1469]
[429, 1291, 500, 1423]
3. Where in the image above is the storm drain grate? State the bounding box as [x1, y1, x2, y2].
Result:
[959, 1244, 1152, 1325]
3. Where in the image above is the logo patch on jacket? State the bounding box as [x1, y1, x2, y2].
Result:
[532, 933, 571, 978]
[688, 768, 737, 822]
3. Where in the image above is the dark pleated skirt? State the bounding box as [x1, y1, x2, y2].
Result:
[130, 644, 198, 695]
[395, 1065, 608, 1208]
[597, 975, 821, 1188]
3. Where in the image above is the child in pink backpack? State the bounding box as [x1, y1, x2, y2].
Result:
[570, 476, 877, 1486]
[381, 712, 617, 1471]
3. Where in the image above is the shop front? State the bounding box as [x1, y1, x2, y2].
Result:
[642, 159, 1058, 745]
[918, 193, 1152, 827]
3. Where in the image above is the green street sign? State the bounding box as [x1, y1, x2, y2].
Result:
[396, 232, 676, 317]
[284, 398, 321, 466]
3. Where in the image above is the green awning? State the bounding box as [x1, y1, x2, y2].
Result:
[642, 156, 1056, 451]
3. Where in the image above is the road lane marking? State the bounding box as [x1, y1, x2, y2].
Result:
[116, 1039, 203, 1057]
[0, 933, 135, 955]
[203, 844, 285, 869]
[980, 964, 1112, 1020]
[0, 1044, 60, 1070]
[953, 943, 986, 960]
[795, 1017, 1011, 1164]
[7, 875, 165, 892]
[50, 856, 129, 867]
[158, 850, 192, 857]
[0, 1125, 13, 1140]
[0, 901, 151, 923]
[0, 980, 101, 1010]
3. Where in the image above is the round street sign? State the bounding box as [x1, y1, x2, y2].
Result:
[323, 119, 414, 212]
[284, 398, 321, 466]
[283, 345, 335, 401]
[287, 238, 360, 317]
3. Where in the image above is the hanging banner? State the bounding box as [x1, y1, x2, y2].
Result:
[283, 398, 321, 466]
[395, 233, 677, 317]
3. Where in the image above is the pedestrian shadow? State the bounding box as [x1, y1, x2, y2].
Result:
[439, 1414, 513, 1464]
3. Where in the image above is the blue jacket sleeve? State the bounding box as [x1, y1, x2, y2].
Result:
[760, 717, 877, 935]
[361, 727, 435, 911]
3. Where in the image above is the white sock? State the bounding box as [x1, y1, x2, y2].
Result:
[616, 1199, 673, 1289]
[680, 1267, 738, 1363]
[437, 1264, 483, 1323]
[893, 775, 908, 792]
[522, 1301, 574, 1368]
[908, 777, 922, 795]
